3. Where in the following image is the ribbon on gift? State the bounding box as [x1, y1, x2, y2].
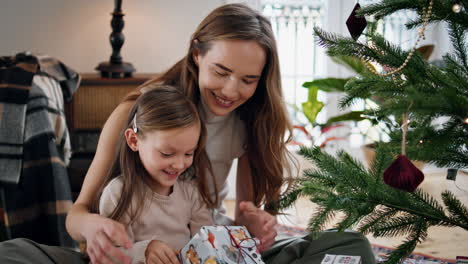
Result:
[223, 226, 259, 264]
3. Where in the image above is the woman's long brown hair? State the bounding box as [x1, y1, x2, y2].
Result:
[95, 85, 216, 225]
[125, 3, 297, 214]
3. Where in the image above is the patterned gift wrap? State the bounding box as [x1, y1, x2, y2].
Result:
[179, 226, 264, 264]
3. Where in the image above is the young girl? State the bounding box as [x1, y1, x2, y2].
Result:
[98, 84, 214, 264]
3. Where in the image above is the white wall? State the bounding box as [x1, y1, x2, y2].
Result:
[0, 0, 222, 73]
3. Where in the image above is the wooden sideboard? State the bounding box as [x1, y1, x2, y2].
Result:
[66, 73, 156, 131]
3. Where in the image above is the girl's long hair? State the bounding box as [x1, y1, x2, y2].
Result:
[96, 84, 216, 225]
[126, 3, 297, 214]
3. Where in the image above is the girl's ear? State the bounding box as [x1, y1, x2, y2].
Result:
[125, 128, 139, 151]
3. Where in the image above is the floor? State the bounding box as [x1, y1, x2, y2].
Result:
[223, 152, 468, 260]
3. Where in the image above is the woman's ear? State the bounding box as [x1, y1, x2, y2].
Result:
[125, 128, 139, 151]
[192, 39, 200, 66]
[192, 50, 200, 66]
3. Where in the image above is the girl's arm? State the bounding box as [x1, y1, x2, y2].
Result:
[189, 182, 214, 236]
[65, 100, 135, 264]
[100, 180, 158, 264]
[235, 153, 278, 252]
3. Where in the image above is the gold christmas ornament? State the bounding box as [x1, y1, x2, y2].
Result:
[452, 3, 462, 13]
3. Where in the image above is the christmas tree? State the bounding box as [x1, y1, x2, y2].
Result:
[280, 0, 468, 263]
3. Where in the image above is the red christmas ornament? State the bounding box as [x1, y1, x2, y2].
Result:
[384, 155, 424, 192]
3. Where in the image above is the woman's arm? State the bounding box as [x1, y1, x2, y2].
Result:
[235, 154, 277, 252]
[235, 154, 255, 218]
[65, 100, 135, 264]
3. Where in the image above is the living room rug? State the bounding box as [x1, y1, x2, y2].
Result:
[276, 225, 456, 264]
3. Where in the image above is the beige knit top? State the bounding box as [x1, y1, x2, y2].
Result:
[99, 176, 213, 264]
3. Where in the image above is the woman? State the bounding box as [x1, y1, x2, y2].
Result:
[0, 3, 375, 264]
[67, 4, 294, 263]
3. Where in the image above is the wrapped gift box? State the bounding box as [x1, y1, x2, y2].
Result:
[179, 226, 265, 264]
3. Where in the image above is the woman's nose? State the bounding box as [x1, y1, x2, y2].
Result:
[221, 78, 239, 99]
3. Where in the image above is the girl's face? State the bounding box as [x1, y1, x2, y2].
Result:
[194, 40, 266, 116]
[129, 124, 200, 196]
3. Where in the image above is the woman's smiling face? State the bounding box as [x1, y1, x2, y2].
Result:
[194, 39, 266, 116]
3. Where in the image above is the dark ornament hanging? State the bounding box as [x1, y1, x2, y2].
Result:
[346, 3, 368, 41]
[384, 155, 424, 192]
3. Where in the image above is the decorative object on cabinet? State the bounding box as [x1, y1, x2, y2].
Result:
[95, 0, 135, 78]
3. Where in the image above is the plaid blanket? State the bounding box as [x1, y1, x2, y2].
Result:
[0, 53, 79, 247]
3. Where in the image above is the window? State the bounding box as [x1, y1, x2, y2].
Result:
[260, 0, 425, 149]
[262, 0, 326, 117]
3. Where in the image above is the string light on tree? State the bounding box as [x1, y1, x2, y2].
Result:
[452, 2, 463, 13]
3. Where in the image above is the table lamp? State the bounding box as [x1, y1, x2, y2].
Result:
[96, 0, 135, 78]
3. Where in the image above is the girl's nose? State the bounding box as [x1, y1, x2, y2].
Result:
[172, 156, 185, 170]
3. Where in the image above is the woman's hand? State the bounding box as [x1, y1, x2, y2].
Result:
[145, 240, 180, 264]
[82, 214, 133, 264]
[237, 201, 277, 252]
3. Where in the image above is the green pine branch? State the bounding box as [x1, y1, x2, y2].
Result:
[442, 191, 468, 227]
[280, 147, 468, 263]
[358, 0, 468, 29]
[382, 218, 428, 264]
[372, 214, 424, 237]
[340, 76, 405, 108]
[308, 205, 336, 237]
[448, 22, 468, 71]
[331, 56, 370, 74]
[359, 207, 399, 235]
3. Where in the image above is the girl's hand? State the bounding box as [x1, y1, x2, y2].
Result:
[237, 201, 277, 252]
[145, 240, 180, 264]
[83, 214, 133, 264]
